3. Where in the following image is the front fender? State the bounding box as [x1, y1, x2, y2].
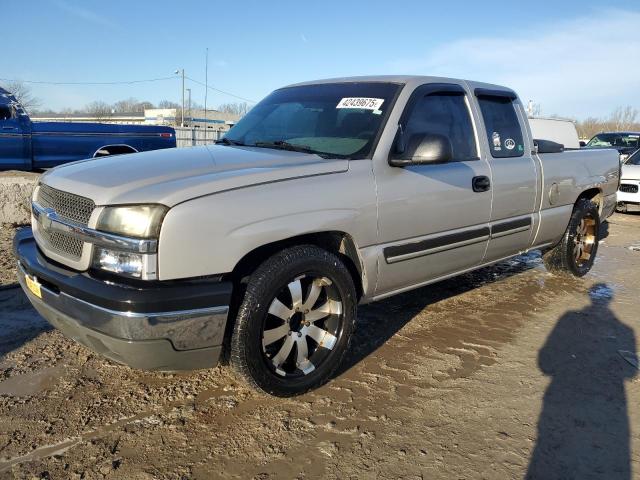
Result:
[157, 162, 377, 281]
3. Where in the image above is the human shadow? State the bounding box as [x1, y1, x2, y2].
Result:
[526, 283, 637, 479]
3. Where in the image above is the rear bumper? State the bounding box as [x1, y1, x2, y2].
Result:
[14, 228, 233, 371]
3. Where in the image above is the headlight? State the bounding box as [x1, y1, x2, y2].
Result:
[93, 247, 157, 280]
[93, 204, 166, 279]
[96, 204, 168, 238]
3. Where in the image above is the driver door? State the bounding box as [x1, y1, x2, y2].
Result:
[0, 104, 28, 168]
[374, 83, 492, 296]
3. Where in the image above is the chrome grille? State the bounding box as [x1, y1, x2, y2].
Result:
[620, 183, 639, 194]
[39, 228, 84, 259]
[35, 184, 95, 261]
[36, 184, 95, 225]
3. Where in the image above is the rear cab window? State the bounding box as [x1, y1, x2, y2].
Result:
[477, 93, 525, 158]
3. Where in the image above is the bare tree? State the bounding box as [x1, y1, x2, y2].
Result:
[137, 101, 154, 112]
[576, 117, 602, 139]
[158, 100, 181, 109]
[86, 101, 112, 121]
[608, 106, 638, 131]
[111, 98, 154, 113]
[574, 106, 640, 140]
[217, 102, 249, 116]
[0, 80, 41, 112]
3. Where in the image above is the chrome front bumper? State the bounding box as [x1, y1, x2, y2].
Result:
[14, 228, 232, 371]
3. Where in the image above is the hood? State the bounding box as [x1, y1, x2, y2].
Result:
[621, 163, 640, 181]
[40, 145, 349, 206]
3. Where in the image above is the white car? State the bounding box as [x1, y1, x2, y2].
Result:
[618, 149, 640, 212]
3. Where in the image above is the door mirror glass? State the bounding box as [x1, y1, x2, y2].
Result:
[391, 133, 453, 166]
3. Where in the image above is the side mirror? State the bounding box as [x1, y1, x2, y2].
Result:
[390, 133, 453, 166]
[579, 141, 586, 147]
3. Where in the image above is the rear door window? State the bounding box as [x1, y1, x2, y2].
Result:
[477, 96, 525, 158]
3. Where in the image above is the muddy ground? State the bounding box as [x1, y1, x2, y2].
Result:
[0, 214, 639, 479]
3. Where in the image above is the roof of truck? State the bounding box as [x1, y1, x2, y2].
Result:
[285, 75, 516, 95]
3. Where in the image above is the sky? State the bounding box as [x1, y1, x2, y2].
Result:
[3, 0, 640, 119]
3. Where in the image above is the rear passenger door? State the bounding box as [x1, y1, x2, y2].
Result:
[474, 89, 538, 262]
[375, 83, 493, 296]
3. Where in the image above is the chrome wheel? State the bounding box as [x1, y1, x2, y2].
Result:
[262, 275, 343, 378]
[573, 215, 596, 267]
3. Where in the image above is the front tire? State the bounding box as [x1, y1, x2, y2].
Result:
[543, 198, 600, 277]
[230, 245, 357, 396]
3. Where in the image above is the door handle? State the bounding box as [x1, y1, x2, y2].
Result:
[472, 176, 491, 192]
[2, 126, 17, 130]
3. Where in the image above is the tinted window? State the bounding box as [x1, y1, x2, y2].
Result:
[224, 82, 400, 159]
[403, 93, 477, 161]
[587, 133, 640, 148]
[478, 96, 525, 158]
[0, 105, 12, 121]
[626, 150, 640, 165]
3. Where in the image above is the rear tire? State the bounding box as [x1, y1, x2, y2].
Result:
[230, 245, 357, 397]
[543, 198, 600, 277]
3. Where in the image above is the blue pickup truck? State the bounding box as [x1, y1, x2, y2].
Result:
[0, 87, 176, 170]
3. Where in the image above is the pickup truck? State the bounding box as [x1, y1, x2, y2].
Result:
[0, 87, 176, 170]
[13, 75, 619, 396]
[585, 131, 640, 163]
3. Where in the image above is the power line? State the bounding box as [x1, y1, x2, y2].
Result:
[185, 75, 257, 104]
[0, 76, 177, 86]
[0, 75, 258, 103]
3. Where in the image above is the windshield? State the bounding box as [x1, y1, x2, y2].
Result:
[587, 133, 640, 148]
[222, 82, 401, 159]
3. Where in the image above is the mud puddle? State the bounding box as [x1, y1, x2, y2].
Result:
[0, 366, 62, 397]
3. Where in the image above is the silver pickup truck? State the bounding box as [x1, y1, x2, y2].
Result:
[14, 76, 619, 396]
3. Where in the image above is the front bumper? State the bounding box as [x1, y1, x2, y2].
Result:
[13, 228, 233, 371]
[617, 180, 640, 205]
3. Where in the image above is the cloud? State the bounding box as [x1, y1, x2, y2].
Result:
[388, 9, 640, 119]
[51, 0, 115, 28]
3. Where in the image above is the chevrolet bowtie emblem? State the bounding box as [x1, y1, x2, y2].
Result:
[41, 208, 55, 230]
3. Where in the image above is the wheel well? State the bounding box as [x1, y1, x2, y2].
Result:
[93, 144, 138, 157]
[577, 188, 603, 214]
[218, 232, 365, 364]
[230, 232, 364, 300]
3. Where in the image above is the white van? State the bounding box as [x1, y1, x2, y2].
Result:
[528, 117, 581, 149]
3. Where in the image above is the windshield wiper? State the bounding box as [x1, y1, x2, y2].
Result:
[215, 138, 245, 146]
[253, 140, 319, 155]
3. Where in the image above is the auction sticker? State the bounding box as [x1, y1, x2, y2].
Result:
[337, 98, 384, 110]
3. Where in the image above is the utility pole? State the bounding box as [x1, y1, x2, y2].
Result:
[174, 68, 185, 127]
[181, 69, 185, 127]
[186, 88, 192, 125]
[204, 48, 209, 140]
